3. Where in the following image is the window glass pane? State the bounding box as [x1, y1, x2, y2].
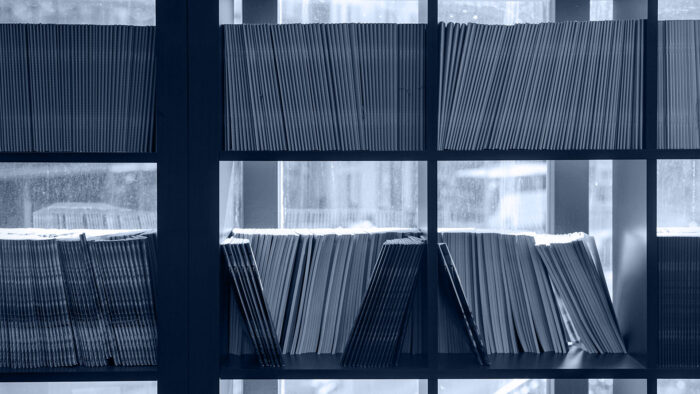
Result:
[439, 379, 548, 394]
[279, 0, 421, 23]
[658, 160, 700, 229]
[660, 0, 700, 20]
[658, 380, 700, 394]
[590, 0, 613, 21]
[0, 163, 156, 230]
[438, 161, 547, 232]
[221, 380, 423, 394]
[438, 0, 551, 24]
[0, 382, 157, 393]
[589, 379, 613, 394]
[281, 161, 421, 229]
[220, 0, 242, 24]
[0, 0, 155, 25]
[283, 380, 420, 394]
[589, 160, 613, 297]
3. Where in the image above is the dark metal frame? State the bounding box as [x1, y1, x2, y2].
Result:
[0, 0, 693, 392]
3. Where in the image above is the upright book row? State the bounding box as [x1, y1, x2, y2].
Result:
[225, 229, 627, 367]
[224, 24, 425, 151]
[440, 231, 624, 355]
[438, 20, 645, 151]
[0, 24, 156, 153]
[225, 229, 423, 357]
[658, 20, 700, 149]
[658, 233, 700, 367]
[223, 236, 428, 368]
[0, 229, 157, 368]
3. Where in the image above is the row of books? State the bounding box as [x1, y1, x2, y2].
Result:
[439, 231, 625, 354]
[223, 24, 424, 151]
[224, 234, 428, 368]
[32, 203, 157, 230]
[0, 24, 155, 152]
[658, 232, 700, 367]
[438, 20, 644, 151]
[0, 229, 157, 368]
[226, 229, 423, 357]
[658, 20, 700, 149]
[226, 228, 625, 364]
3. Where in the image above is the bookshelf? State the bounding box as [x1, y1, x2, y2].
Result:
[213, 0, 663, 393]
[1, 0, 696, 392]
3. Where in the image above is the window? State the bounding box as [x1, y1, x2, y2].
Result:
[659, 0, 700, 20]
[438, 0, 551, 24]
[590, 0, 700, 20]
[590, 0, 612, 21]
[0, 382, 157, 394]
[280, 161, 421, 229]
[0, 163, 157, 229]
[439, 161, 548, 232]
[221, 380, 423, 394]
[658, 160, 700, 230]
[220, 0, 242, 24]
[220, 161, 421, 230]
[658, 380, 700, 394]
[0, 0, 155, 25]
[278, 0, 422, 23]
[439, 379, 548, 394]
[588, 379, 613, 394]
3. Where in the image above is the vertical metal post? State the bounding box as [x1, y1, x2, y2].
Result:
[240, 0, 280, 231]
[612, 0, 656, 381]
[425, 0, 439, 392]
[613, 160, 648, 356]
[547, 161, 590, 234]
[242, 162, 279, 228]
[614, 379, 648, 394]
[554, 0, 590, 22]
[551, 379, 589, 394]
[646, 0, 659, 377]
[244, 380, 280, 394]
[613, 0, 648, 20]
[243, 0, 278, 24]
[188, 0, 222, 393]
[156, 0, 189, 392]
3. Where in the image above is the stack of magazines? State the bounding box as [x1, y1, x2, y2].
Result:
[658, 229, 700, 367]
[438, 20, 644, 150]
[0, 229, 157, 368]
[0, 24, 156, 152]
[223, 238, 283, 367]
[439, 230, 625, 355]
[341, 237, 426, 367]
[535, 233, 625, 354]
[223, 24, 424, 151]
[225, 229, 422, 357]
[438, 242, 489, 365]
[658, 20, 700, 149]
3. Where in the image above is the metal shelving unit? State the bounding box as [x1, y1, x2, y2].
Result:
[1, 0, 695, 393]
[213, 0, 669, 393]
